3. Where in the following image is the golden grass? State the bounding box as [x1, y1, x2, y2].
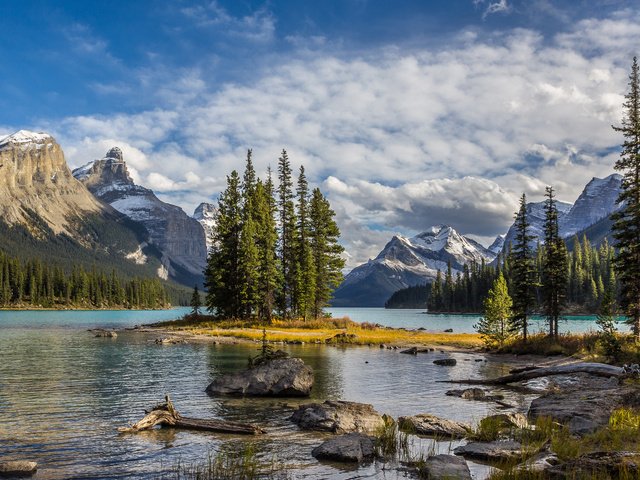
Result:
[156, 315, 483, 348]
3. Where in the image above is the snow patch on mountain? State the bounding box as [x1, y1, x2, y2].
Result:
[0, 130, 53, 148]
[193, 202, 216, 251]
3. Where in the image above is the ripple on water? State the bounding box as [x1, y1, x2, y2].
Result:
[0, 312, 539, 479]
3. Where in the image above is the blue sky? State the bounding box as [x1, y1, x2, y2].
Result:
[1, 0, 639, 269]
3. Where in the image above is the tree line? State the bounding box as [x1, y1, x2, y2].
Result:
[205, 149, 345, 321]
[0, 250, 169, 309]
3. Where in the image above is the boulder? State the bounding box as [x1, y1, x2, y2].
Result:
[311, 433, 376, 463]
[206, 357, 313, 397]
[290, 400, 384, 433]
[399, 414, 470, 439]
[400, 347, 418, 355]
[453, 440, 525, 462]
[514, 452, 560, 473]
[417, 455, 471, 480]
[446, 388, 487, 400]
[0, 461, 38, 477]
[433, 358, 457, 366]
[546, 451, 640, 479]
[528, 386, 639, 435]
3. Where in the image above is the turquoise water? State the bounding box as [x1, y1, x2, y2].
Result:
[0, 308, 589, 479]
[327, 308, 620, 334]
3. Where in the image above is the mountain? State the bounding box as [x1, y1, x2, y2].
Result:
[559, 174, 622, 238]
[0, 130, 168, 280]
[488, 235, 506, 254]
[502, 200, 573, 251]
[331, 225, 495, 307]
[73, 147, 207, 283]
[501, 174, 622, 252]
[193, 202, 216, 252]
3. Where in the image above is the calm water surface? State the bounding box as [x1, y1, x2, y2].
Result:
[0, 308, 596, 479]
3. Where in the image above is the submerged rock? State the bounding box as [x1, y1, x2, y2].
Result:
[417, 454, 471, 480]
[290, 400, 384, 433]
[311, 433, 376, 463]
[453, 440, 525, 462]
[93, 329, 117, 338]
[0, 461, 38, 477]
[433, 358, 457, 366]
[398, 414, 470, 439]
[206, 357, 313, 397]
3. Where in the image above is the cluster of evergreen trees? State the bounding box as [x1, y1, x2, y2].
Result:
[425, 235, 616, 316]
[0, 251, 169, 308]
[205, 149, 345, 321]
[384, 283, 431, 309]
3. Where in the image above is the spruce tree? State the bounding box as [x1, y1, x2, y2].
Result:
[309, 188, 345, 318]
[612, 57, 640, 340]
[238, 150, 260, 317]
[295, 166, 316, 320]
[476, 272, 514, 348]
[205, 170, 243, 318]
[277, 150, 297, 318]
[190, 285, 201, 316]
[510, 193, 535, 341]
[541, 186, 568, 338]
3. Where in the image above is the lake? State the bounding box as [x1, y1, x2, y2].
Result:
[0, 308, 612, 479]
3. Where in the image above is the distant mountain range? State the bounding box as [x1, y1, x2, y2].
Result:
[333, 173, 623, 307]
[0, 130, 210, 289]
[331, 225, 496, 307]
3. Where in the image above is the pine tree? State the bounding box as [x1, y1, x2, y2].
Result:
[254, 175, 280, 323]
[510, 193, 535, 341]
[541, 186, 568, 338]
[238, 150, 261, 317]
[190, 285, 201, 316]
[597, 287, 621, 360]
[205, 170, 243, 318]
[294, 166, 315, 319]
[309, 188, 345, 318]
[612, 57, 640, 340]
[277, 150, 297, 318]
[476, 273, 514, 348]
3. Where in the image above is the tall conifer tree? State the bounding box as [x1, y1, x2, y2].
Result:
[612, 57, 640, 340]
[295, 166, 315, 319]
[510, 193, 535, 341]
[277, 150, 297, 318]
[542, 186, 568, 338]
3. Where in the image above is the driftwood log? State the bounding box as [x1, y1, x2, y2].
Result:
[118, 395, 265, 435]
[442, 362, 624, 386]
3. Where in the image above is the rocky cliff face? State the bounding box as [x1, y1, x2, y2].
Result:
[332, 225, 496, 307]
[0, 130, 103, 235]
[193, 202, 216, 252]
[73, 148, 207, 277]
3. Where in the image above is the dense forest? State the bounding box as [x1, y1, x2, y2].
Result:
[0, 250, 171, 309]
[205, 149, 345, 321]
[386, 235, 616, 314]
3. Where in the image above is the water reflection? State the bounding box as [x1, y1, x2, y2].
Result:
[0, 314, 540, 479]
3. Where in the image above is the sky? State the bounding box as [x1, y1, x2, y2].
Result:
[1, 0, 639, 270]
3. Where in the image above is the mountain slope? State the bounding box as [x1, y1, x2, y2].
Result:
[0, 130, 168, 279]
[193, 202, 216, 252]
[73, 148, 207, 283]
[331, 225, 495, 307]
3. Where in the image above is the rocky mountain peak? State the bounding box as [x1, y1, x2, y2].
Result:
[105, 146, 124, 161]
[72, 147, 135, 195]
[0, 130, 53, 149]
[193, 202, 217, 251]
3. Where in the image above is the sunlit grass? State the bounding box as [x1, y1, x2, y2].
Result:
[156, 315, 483, 348]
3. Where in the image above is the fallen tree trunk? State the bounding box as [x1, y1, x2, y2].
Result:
[118, 395, 265, 435]
[442, 362, 624, 386]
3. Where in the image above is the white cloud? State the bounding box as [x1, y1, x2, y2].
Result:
[26, 11, 640, 269]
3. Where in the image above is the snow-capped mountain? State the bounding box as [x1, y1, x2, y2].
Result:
[73, 148, 207, 279]
[559, 174, 622, 238]
[0, 131, 168, 280]
[0, 130, 103, 234]
[488, 235, 506, 254]
[501, 174, 622, 252]
[193, 202, 216, 251]
[331, 225, 496, 307]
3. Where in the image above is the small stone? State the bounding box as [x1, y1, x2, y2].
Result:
[399, 414, 470, 439]
[0, 461, 38, 477]
[443, 328, 454, 333]
[453, 440, 524, 462]
[400, 347, 418, 355]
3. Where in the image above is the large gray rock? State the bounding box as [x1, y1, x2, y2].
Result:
[0, 461, 38, 477]
[528, 386, 639, 436]
[311, 433, 376, 463]
[206, 357, 313, 397]
[399, 414, 470, 439]
[417, 455, 471, 479]
[453, 440, 524, 462]
[290, 400, 384, 433]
